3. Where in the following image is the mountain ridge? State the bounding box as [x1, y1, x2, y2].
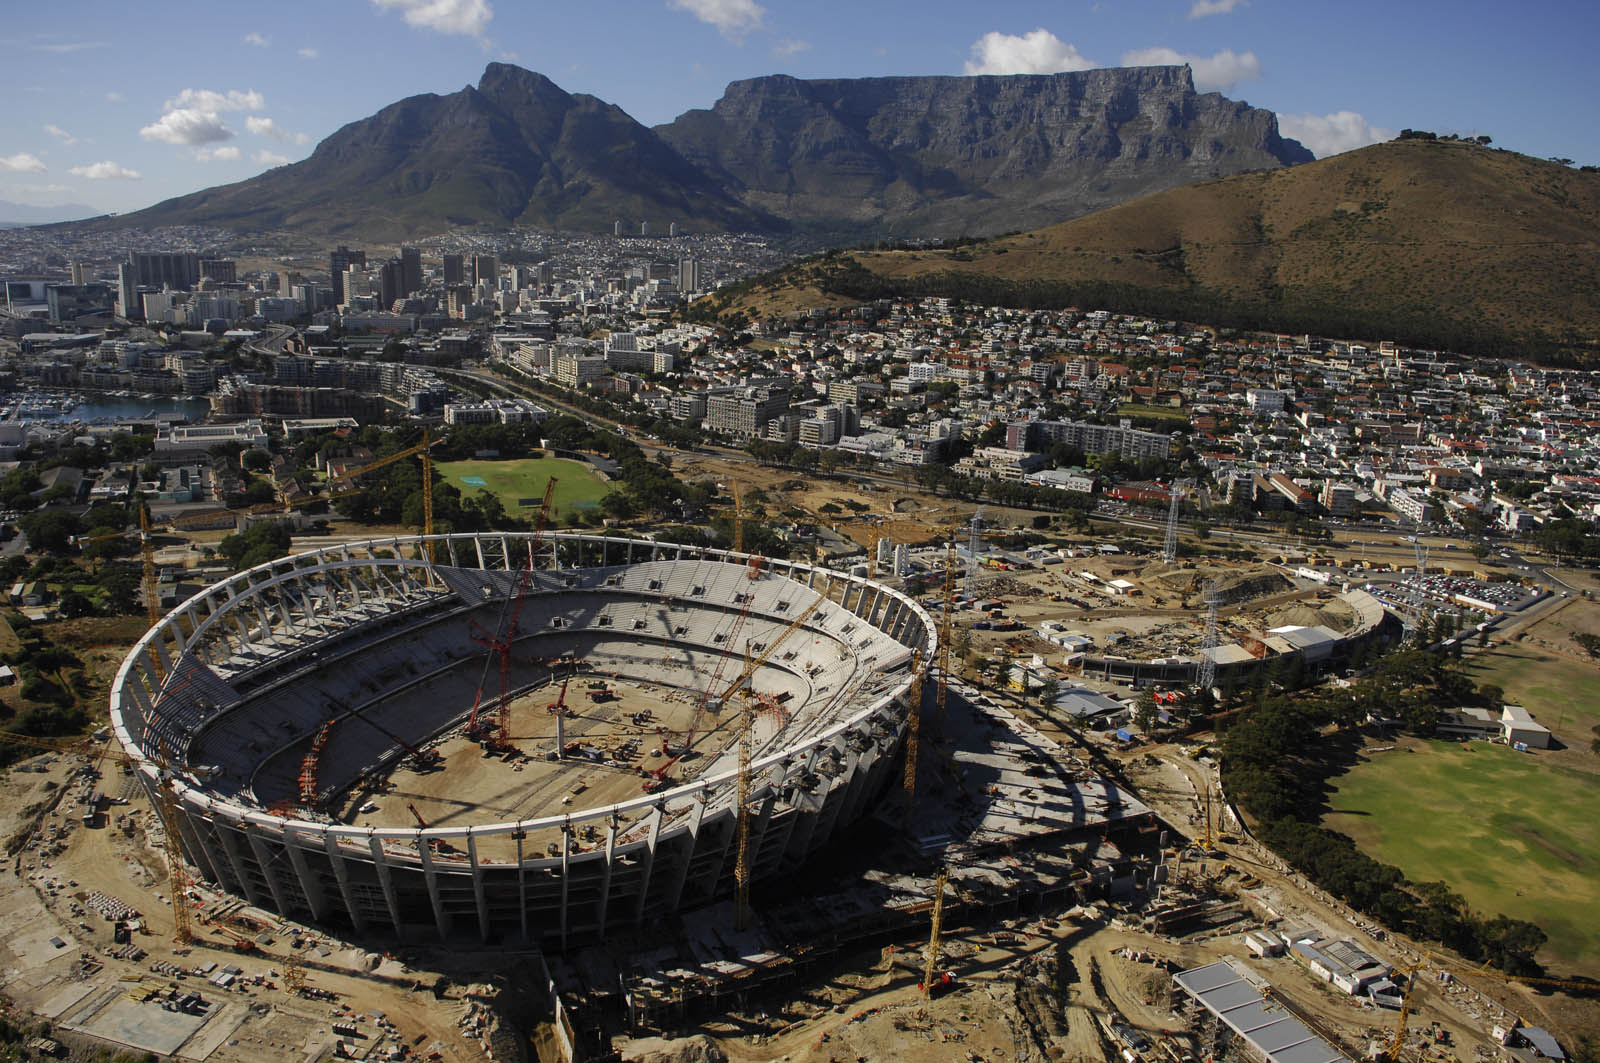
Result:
[76, 62, 1307, 242]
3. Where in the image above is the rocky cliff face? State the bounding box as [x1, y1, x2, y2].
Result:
[659, 66, 1311, 236]
[103, 63, 1307, 241]
[110, 63, 770, 239]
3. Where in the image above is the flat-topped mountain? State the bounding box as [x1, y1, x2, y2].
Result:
[657, 66, 1311, 237]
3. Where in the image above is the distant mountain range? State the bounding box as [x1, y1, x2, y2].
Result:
[699, 138, 1600, 363]
[85, 62, 1309, 242]
[0, 200, 101, 227]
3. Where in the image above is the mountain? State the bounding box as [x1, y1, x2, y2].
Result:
[99, 64, 771, 240]
[93, 63, 1307, 242]
[700, 139, 1600, 362]
[0, 200, 101, 226]
[658, 66, 1311, 238]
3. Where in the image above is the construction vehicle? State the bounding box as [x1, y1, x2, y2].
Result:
[0, 731, 193, 946]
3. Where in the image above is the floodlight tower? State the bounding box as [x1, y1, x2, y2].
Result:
[1161, 480, 1190, 563]
[1197, 580, 1220, 692]
[1405, 533, 1430, 644]
[966, 506, 985, 596]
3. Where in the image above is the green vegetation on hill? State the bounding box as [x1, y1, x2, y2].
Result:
[702, 139, 1600, 364]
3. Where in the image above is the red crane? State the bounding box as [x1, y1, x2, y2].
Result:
[465, 478, 557, 750]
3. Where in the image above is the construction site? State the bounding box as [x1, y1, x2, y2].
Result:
[0, 466, 1589, 1063]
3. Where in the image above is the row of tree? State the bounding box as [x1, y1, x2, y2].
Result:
[1220, 649, 1550, 975]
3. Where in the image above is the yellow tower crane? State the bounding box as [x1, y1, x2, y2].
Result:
[901, 650, 924, 829]
[921, 865, 949, 996]
[937, 539, 957, 732]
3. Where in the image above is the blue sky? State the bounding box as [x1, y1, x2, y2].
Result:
[1, 0, 1594, 215]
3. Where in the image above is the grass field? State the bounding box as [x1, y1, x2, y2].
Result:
[436, 457, 610, 518]
[1462, 642, 1600, 741]
[1116, 402, 1189, 422]
[1324, 739, 1600, 974]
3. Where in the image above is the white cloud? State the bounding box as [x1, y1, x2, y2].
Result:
[105, 91, 123, 102]
[246, 115, 294, 141]
[33, 40, 106, 53]
[195, 146, 242, 163]
[1277, 110, 1395, 158]
[43, 124, 76, 145]
[140, 109, 233, 145]
[1190, 0, 1247, 17]
[254, 150, 291, 167]
[965, 29, 1096, 75]
[69, 160, 140, 180]
[140, 88, 264, 147]
[1120, 46, 1261, 93]
[14, 183, 70, 194]
[372, 0, 493, 37]
[668, 0, 765, 40]
[772, 38, 810, 57]
[298, 47, 319, 59]
[244, 31, 269, 46]
[0, 153, 47, 173]
[164, 88, 264, 112]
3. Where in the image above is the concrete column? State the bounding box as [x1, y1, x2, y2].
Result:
[595, 816, 618, 936]
[243, 826, 293, 916]
[466, 834, 491, 942]
[515, 830, 528, 943]
[416, 840, 451, 941]
[632, 805, 665, 926]
[558, 823, 571, 953]
[213, 822, 265, 907]
[281, 827, 331, 921]
[664, 799, 707, 913]
[367, 837, 406, 940]
[190, 817, 233, 891]
[322, 834, 368, 933]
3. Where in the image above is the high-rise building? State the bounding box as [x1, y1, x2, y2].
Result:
[329, 245, 366, 303]
[537, 262, 553, 288]
[199, 258, 237, 284]
[472, 254, 498, 288]
[130, 251, 200, 289]
[46, 284, 114, 323]
[399, 246, 422, 297]
[613, 220, 622, 237]
[442, 254, 465, 286]
[116, 262, 139, 320]
[69, 262, 88, 285]
[678, 257, 700, 293]
[668, 222, 678, 237]
[639, 221, 649, 237]
[379, 259, 406, 310]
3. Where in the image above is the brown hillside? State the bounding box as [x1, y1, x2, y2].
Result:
[754, 139, 1599, 357]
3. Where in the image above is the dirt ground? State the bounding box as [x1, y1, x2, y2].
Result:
[0, 750, 492, 1063]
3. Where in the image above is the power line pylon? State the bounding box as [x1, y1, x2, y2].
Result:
[1197, 580, 1220, 693]
[1404, 530, 1430, 644]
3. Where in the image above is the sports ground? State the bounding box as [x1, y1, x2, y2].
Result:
[437, 456, 611, 519]
[1324, 738, 1600, 974]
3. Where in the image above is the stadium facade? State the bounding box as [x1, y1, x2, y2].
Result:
[110, 533, 936, 946]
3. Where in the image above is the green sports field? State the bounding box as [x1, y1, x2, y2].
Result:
[1462, 642, 1600, 740]
[437, 456, 610, 518]
[1324, 739, 1600, 974]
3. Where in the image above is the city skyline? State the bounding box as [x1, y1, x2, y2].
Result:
[0, 0, 1595, 216]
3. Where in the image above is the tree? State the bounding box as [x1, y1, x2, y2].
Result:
[19, 510, 83, 554]
[1574, 632, 1600, 659]
[1134, 688, 1159, 732]
[218, 522, 292, 571]
[241, 448, 272, 473]
[57, 591, 95, 619]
